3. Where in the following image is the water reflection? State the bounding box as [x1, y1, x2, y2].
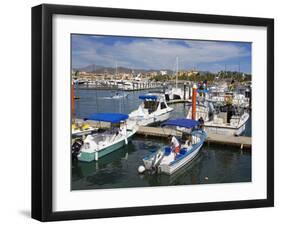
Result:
[72, 89, 251, 190]
[72, 137, 251, 190]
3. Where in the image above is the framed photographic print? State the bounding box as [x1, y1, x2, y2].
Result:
[31, 4, 274, 221]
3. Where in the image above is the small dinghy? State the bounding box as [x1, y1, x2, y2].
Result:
[111, 92, 129, 99]
[139, 119, 207, 175]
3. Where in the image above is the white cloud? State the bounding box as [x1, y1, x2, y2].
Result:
[72, 36, 251, 71]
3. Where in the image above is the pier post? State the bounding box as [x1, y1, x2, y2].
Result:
[71, 81, 75, 118]
[248, 86, 252, 110]
[184, 82, 186, 100]
[192, 84, 197, 120]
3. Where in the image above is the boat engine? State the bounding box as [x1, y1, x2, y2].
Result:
[152, 149, 164, 168]
[72, 139, 84, 161]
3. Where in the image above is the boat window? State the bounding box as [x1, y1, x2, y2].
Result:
[144, 100, 158, 112]
[84, 142, 90, 149]
[160, 102, 167, 109]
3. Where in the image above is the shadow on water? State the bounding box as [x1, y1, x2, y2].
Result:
[72, 142, 137, 190]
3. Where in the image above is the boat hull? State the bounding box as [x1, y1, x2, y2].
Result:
[78, 138, 129, 162]
[78, 130, 136, 162]
[204, 124, 246, 136]
[159, 143, 203, 175]
[204, 112, 249, 136]
[143, 130, 207, 175]
[133, 109, 173, 126]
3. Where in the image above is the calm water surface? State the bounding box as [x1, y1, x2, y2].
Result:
[72, 88, 251, 190]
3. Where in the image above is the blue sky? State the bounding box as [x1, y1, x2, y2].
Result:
[72, 34, 252, 73]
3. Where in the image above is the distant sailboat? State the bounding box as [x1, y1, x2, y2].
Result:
[165, 57, 187, 101]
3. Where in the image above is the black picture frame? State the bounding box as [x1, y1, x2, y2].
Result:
[31, 4, 274, 222]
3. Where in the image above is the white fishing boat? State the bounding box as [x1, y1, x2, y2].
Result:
[186, 101, 249, 136]
[121, 80, 134, 90]
[76, 113, 138, 162]
[129, 93, 173, 126]
[139, 119, 207, 175]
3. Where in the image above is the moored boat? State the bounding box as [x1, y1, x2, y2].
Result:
[129, 93, 173, 126]
[140, 118, 207, 175]
[186, 101, 249, 136]
[77, 113, 138, 162]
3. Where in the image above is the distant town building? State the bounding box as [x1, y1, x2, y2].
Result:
[160, 70, 167, 75]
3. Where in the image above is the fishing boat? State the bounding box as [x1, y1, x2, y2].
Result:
[186, 84, 249, 136]
[76, 113, 138, 162]
[129, 93, 173, 126]
[186, 100, 249, 136]
[139, 119, 207, 175]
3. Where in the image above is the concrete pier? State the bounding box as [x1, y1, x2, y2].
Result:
[137, 126, 251, 150]
[73, 119, 251, 150]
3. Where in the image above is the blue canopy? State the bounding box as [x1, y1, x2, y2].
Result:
[139, 95, 158, 100]
[85, 113, 128, 123]
[162, 118, 199, 128]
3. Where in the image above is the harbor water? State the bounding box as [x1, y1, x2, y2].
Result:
[72, 88, 252, 190]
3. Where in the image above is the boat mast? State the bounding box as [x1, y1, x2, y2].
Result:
[176, 56, 179, 89]
[115, 62, 118, 80]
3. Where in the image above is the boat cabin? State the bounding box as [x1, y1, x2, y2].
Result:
[139, 94, 168, 114]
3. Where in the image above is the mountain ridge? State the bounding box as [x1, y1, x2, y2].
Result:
[73, 64, 174, 74]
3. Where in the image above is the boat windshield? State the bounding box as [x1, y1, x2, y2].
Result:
[144, 100, 159, 113]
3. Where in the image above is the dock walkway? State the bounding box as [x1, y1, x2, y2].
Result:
[137, 126, 251, 150]
[74, 119, 251, 150]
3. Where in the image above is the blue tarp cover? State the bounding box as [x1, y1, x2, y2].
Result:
[162, 118, 199, 128]
[85, 113, 128, 123]
[139, 95, 158, 100]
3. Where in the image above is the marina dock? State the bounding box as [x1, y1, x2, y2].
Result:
[167, 99, 191, 105]
[74, 119, 251, 150]
[137, 126, 251, 150]
[75, 81, 163, 91]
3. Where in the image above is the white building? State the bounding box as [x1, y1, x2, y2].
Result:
[160, 70, 167, 75]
